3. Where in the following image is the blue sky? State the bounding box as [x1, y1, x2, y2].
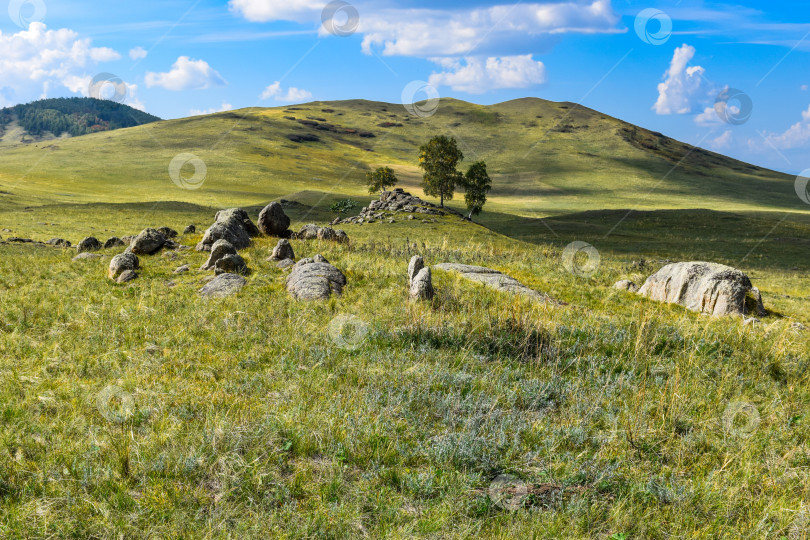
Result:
[1, 0, 809, 174]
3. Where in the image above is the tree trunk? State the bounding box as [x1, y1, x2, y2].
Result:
[440, 190, 444, 208]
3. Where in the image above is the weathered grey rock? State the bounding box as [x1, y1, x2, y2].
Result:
[116, 270, 138, 283]
[268, 239, 294, 261]
[257, 202, 291, 236]
[408, 256, 425, 286]
[434, 263, 558, 303]
[130, 228, 167, 255]
[613, 280, 638, 292]
[174, 264, 190, 274]
[109, 252, 139, 279]
[121, 235, 135, 245]
[637, 262, 765, 317]
[77, 237, 102, 253]
[201, 239, 237, 270]
[196, 208, 258, 251]
[294, 224, 320, 240]
[409, 267, 434, 300]
[199, 273, 246, 298]
[104, 237, 126, 249]
[47, 238, 71, 248]
[214, 253, 248, 276]
[277, 258, 295, 269]
[72, 252, 102, 261]
[183, 224, 196, 234]
[286, 257, 347, 300]
[313, 254, 329, 264]
[291, 224, 349, 243]
[157, 227, 178, 239]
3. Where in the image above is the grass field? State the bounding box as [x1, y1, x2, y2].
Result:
[1, 98, 809, 538]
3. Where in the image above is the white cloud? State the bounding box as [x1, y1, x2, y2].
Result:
[654, 44, 708, 115]
[0, 22, 122, 107]
[710, 130, 732, 149]
[129, 46, 148, 60]
[802, 84, 809, 91]
[189, 102, 233, 116]
[260, 81, 312, 102]
[230, 0, 621, 57]
[428, 55, 546, 93]
[145, 56, 226, 91]
[756, 104, 810, 150]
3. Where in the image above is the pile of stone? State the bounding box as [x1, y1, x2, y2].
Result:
[335, 188, 458, 225]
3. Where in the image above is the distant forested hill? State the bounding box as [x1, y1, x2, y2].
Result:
[0, 97, 160, 138]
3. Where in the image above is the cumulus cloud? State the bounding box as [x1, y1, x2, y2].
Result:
[230, 0, 621, 57]
[260, 81, 312, 102]
[0, 22, 122, 107]
[654, 44, 708, 115]
[710, 130, 732, 149]
[189, 102, 234, 116]
[428, 55, 546, 93]
[756, 104, 810, 150]
[129, 46, 148, 60]
[145, 56, 226, 91]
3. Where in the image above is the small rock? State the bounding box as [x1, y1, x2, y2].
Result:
[268, 238, 295, 261]
[130, 228, 167, 255]
[183, 224, 196, 234]
[109, 252, 140, 279]
[791, 322, 807, 331]
[313, 254, 329, 264]
[214, 253, 248, 275]
[116, 270, 138, 283]
[157, 227, 178, 239]
[77, 237, 102, 253]
[613, 280, 638, 292]
[201, 239, 237, 270]
[174, 264, 190, 274]
[199, 273, 246, 298]
[47, 238, 71, 248]
[743, 317, 760, 327]
[409, 267, 434, 300]
[277, 258, 295, 269]
[72, 252, 102, 261]
[104, 237, 125, 249]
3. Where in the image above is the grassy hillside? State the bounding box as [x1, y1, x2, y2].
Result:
[0, 98, 809, 537]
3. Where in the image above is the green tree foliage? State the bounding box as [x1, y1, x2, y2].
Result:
[330, 199, 358, 215]
[460, 161, 492, 220]
[365, 166, 398, 194]
[418, 135, 464, 207]
[0, 97, 160, 138]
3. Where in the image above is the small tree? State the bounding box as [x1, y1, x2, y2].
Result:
[366, 166, 398, 194]
[418, 135, 463, 207]
[461, 161, 491, 220]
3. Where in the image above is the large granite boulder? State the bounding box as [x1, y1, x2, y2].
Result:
[286, 257, 347, 300]
[637, 261, 765, 317]
[258, 202, 291, 236]
[196, 208, 259, 252]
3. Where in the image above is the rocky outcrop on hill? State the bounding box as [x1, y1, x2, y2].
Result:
[637, 261, 765, 317]
[335, 188, 459, 225]
[434, 263, 560, 303]
[286, 256, 347, 300]
[196, 208, 259, 251]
